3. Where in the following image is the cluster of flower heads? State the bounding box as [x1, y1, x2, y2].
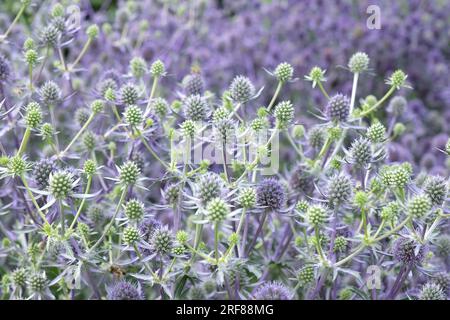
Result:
[0, 1, 448, 301]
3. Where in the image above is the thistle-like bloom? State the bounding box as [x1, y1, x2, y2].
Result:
[49, 170, 76, 199]
[183, 73, 204, 95]
[419, 282, 446, 300]
[326, 94, 350, 122]
[120, 83, 140, 106]
[39, 81, 61, 103]
[274, 62, 294, 82]
[253, 281, 292, 300]
[118, 161, 140, 185]
[183, 94, 208, 121]
[424, 175, 448, 207]
[196, 172, 225, 206]
[274, 100, 294, 127]
[327, 174, 353, 208]
[206, 198, 230, 222]
[256, 178, 286, 211]
[107, 281, 143, 300]
[348, 137, 372, 167]
[151, 225, 173, 255]
[348, 52, 369, 73]
[229, 75, 255, 103]
[124, 199, 145, 221]
[393, 238, 427, 265]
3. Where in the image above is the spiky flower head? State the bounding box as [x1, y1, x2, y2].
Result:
[380, 201, 400, 222]
[183, 94, 208, 121]
[180, 120, 196, 138]
[23, 102, 42, 129]
[88, 204, 103, 224]
[307, 205, 328, 227]
[379, 164, 411, 188]
[90, 99, 104, 114]
[387, 96, 407, 115]
[348, 52, 370, 73]
[86, 24, 99, 38]
[229, 75, 255, 103]
[256, 178, 286, 211]
[7, 156, 28, 177]
[393, 238, 427, 265]
[123, 226, 140, 245]
[349, 137, 372, 167]
[238, 187, 257, 209]
[49, 170, 75, 199]
[75, 108, 90, 127]
[28, 272, 47, 293]
[139, 218, 161, 247]
[298, 266, 314, 285]
[176, 230, 188, 244]
[124, 105, 143, 127]
[40, 24, 59, 46]
[129, 57, 147, 78]
[151, 226, 173, 255]
[124, 199, 145, 221]
[212, 107, 229, 124]
[250, 117, 267, 132]
[39, 81, 61, 103]
[120, 83, 139, 106]
[435, 235, 450, 258]
[308, 126, 325, 149]
[296, 200, 309, 212]
[334, 236, 348, 253]
[274, 100, 294, 128]
[51, 3, 64, 17]
[274, 62, 294, 82]
[25, 49, 38, 67]
[83, 131, 96, 150]
[214, 118, 235, 141]
[183, 73, 204, 95]
[164, 183, 180, 206]
[366, 122, 386, 143]
[327, 174, 353, 208]
[289, 165, 314, 195]
[408, 194, 432, 219]
[33, 159, 55, 189]
[150, 59, 165, 77]
[118, 161, 140, 185]
[387, 69, 408, 89]
[151, 97, 168, 117]
[254, 281, 292, 300]
[419, 282, 446, 300]
[23, 38, 35, 51]
[107, 281, 143, 300]
[83, 159, 96, 176]
[206, 198, 230, 222]
[305, 66, 326, 87]
[11, 268, 27, 287]
[196, 172, 224, 205]
[434, 272, 450, 292]
[326, 94, 350, 122]
[424, 175, 448, 207]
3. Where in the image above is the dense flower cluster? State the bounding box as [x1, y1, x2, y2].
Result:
[0, 1, 448, 301]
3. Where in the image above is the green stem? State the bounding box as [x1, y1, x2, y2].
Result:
[285, 130, 303, 159]
[314, 227, 326, 262]
[139, 133, 170, 170]
[145, 77, 159, 113]
[1, 4, 26, 39]
[70, 38, 92, 70]
[360, 86, 396, 117]
[68, 176, 92, 231]
[267, 81, 282, 112]
[317, 81, 330, 99]
[61, 113, 95, 156]
[88, 186, 128, 253]
[18, 127, 31, 156]
[20, 175, 49, 225]
[59, 200, 65, 236]
[214, 222, 220, 262]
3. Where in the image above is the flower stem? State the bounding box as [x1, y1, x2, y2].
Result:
[360, 86, 396, 117]
[17, 127, 31, 156]
[317, 82, 330, 99]
[214, 222, 220, 262]
[267, 81, 282, 112]
[70, 38, 92, 70]
[61, 113, 95, 156]
[68, 175, 92, 231]
[1, 4, 26, 40]
[20, 175, 49, 225]
[88, 186, 128, 253]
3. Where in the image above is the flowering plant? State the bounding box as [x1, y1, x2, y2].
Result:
[0, 1, 448, 301]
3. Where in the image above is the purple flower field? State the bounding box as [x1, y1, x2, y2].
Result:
[0, 0, 448, 301]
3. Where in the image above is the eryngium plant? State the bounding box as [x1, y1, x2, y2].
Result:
[0, 1, 448, 301]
